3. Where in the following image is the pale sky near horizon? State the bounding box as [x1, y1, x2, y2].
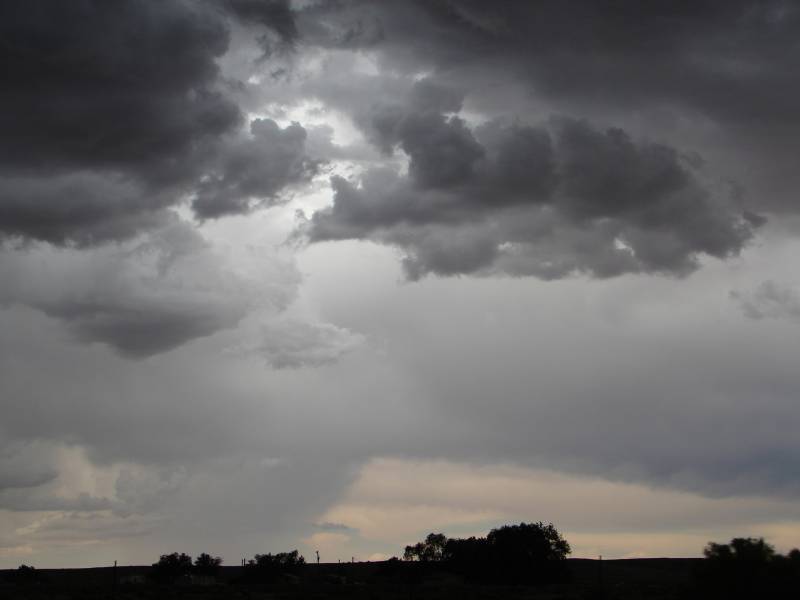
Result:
[3, 0, 800, 567]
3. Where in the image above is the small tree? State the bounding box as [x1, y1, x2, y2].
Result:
[194, 552, 223, 576]
[152, 552, 192, 583]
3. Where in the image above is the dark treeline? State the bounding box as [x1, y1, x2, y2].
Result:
[4, 525, 800, 599]
[150, 550, 304, 583]
[399, 526, 800, 595]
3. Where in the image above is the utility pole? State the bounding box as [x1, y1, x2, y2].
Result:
[316, 550, 320, 564]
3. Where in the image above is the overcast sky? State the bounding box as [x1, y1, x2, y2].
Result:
[3, 0, 800, 567]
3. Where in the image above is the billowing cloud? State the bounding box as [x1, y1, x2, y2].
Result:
[306, 112, 759, 279]
[0, 0, 310, 245]
[294, 0, 800, 221]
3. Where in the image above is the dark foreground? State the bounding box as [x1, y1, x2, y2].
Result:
[0, 558, 704, 599]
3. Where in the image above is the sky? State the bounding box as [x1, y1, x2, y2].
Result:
[2, 0, 800, 567]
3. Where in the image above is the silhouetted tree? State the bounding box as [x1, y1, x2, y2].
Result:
[704, 537, 774, 563]
[486, 522, 571, 583]
[152, 552, 192, 583]
[194, 552, 223, 576]
[404, 532, 448, 561]
[403, 522, 571, 583]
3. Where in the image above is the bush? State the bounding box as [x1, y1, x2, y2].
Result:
[244, 550, 305, 582]
[194, 552, 223, 576]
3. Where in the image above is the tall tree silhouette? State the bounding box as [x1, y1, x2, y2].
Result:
[152, 552, 192, 583]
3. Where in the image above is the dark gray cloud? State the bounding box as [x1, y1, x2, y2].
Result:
[192, 118, 320, 218]
[0, 1, 236, 173]
[288, 3, 778, 280]
[306, 112, 758, 279]
[0, 0, 311, 245]
[296, 1, 800, 213]
[0, 173, 172, 247]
